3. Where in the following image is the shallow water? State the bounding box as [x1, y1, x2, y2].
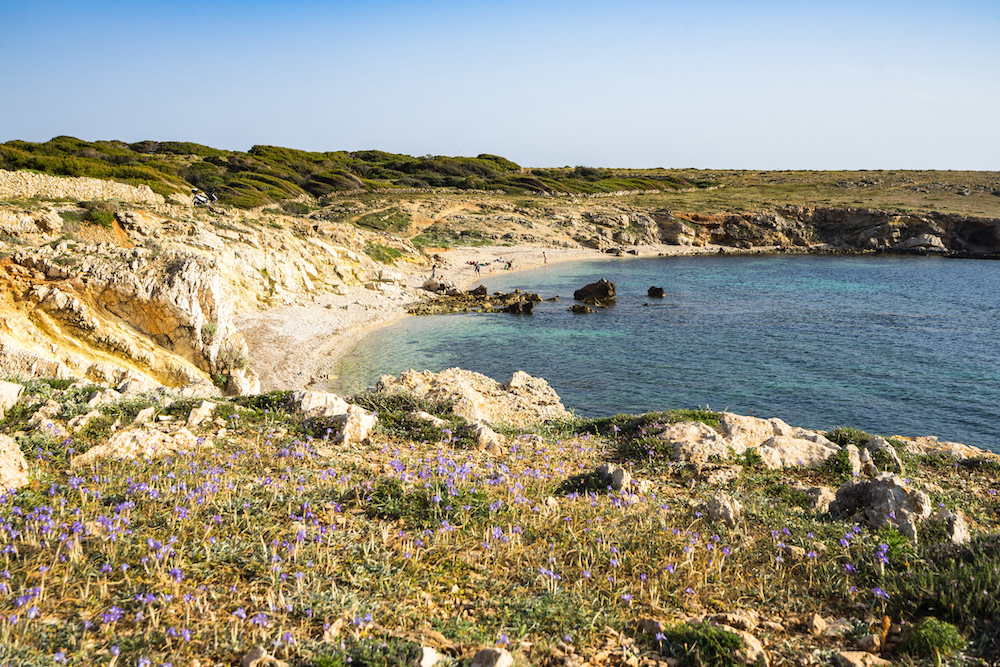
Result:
[322, 254, 1000, 453]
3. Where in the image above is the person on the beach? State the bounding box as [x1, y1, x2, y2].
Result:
[431, 264, 437, 279]
[505, 260, 512, 270]
[474, 262, 481, 275]
[543, 252, 547, 265]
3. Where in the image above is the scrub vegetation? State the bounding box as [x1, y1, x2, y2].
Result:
[1, 381, 998, 666]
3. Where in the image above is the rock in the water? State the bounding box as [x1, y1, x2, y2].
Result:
[657, 421, 730, 463]
[0, 434, 30, 494]
[573, 278, 616, 304]
[828, 472, 932, 539]
[758, 435, 839, 469]
[569, 304, 594, 314]
[647, 286, 665, 297]
[377, 368, 570, 427]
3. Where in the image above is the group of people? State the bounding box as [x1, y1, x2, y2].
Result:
[465, 257, 514, 275]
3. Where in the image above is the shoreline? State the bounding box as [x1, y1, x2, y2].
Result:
[239, 242, 738, 392]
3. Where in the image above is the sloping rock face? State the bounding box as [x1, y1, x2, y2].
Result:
[376, 368, 571, 426]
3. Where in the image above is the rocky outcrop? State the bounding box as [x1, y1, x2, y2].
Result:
[71, 427, 210, 467]
[0, 169, 164, 205]
[828, 473, 933, 540]
[376, 368, 571, 426]
[409, 289, 540, 316]
[573, 278, 616, 304]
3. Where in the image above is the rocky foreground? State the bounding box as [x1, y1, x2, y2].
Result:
[1, 368, 998, 666]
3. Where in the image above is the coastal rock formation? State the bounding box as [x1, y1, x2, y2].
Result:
[376, 368, 571, 427]
[71, 427, 210, 467]
[573, 278, 616, 304]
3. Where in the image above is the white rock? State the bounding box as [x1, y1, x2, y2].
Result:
[707, 492, 742, 528]
[0, 380, 23, 414]
[186, 400, 217, 427]
[719, 412, 772, 453]
[132, 406, 156, 425]
[408, 411, 448, 428]
[470, 648, 514, 667]
[294, 390, 350, 417]
[656, 421, 730, 463]
[758, 435, 839, 469]
[68, 410, 103, 432]
[72, 426, 210, 467]
[0, 434, 30, 494]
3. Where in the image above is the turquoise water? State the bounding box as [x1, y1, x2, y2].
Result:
[323, 255, 1000, 453]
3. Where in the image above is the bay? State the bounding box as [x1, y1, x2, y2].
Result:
[322, 254, 1000, 453]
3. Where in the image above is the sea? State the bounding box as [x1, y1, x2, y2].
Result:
[321, 254, 1000, 454]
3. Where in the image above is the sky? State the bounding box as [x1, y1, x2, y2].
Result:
[2, 0, 999, 170]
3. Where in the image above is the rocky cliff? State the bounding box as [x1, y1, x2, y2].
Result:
[1, 170, 998, 396]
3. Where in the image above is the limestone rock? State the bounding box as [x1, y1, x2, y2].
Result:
[28, 399, 62, 427]
[707, 492, 742, 528]
[857, 633, 882, 653]
[336, 406, 378, 447]
[295, 390, 351, 417]
[866, 436, 905, 474]
[931, 507, 971, 545]
[719, 413, 773, 454]
[768, 418, 794, 437]
[419, 646, 444, 667]
[829, 473, 932, 539]
[834, 651, 892, 667]
[186, 400, 217, 427]
[467, 421, 505, 455]
[68, 410, 103, 433]
[697, 464, 742, 486]
[72, 427, 210, 467]
[377, 368, 570, 426]
[0, 380, 23, 415]
[758, 435, 839, 469]
[845, 445, 863, 476]
[656, 421, 730, 463]
[805, 613, 827, 635]
[241, 646, 288, 667]
[133, 406, 156, 425]
[86, 388, 122, 408]
[0, 434, 30, 494]
[793, 484, 837, 513]
[470, 648, 514, 667]
[597, 463, 634, 491]
[408, 411, 449, 428]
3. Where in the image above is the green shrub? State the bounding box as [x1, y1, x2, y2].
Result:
[655, 621, 746, 667]
[365, 242, 403, 265]
[82, 200, 118, 228]
[825, 426, 871, 447]
[901, 617, 965, 661]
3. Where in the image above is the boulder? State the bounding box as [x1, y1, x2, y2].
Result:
[72, 427, 211, 467]
[335, 406, 378, 448]
[505, 300, 533, 314]
[844, 445, 863, 476]
[294, 390, 351, 417]
[647, 286, 665, 297]
[828, 473, 932, 539]
[931, 507, 971, 545]
[0, 434, 30, 494]
[408, 411, 448, 428]
[834, 651, 892, 667]
[758, 435, 839, 469]
[573, 278, 616, 304]
[377, 368, 570, 426]
[67, 410, 103, 432]
[470, 648, 514, 667]
[186, 400, 217, 427]
[569, 304, 593, 314]
[470, 284, 488, 297]
[467, 421, 505, 456]
[0, 380, 23, 416]
[596, 463, 632, 491]
[719, 413, 774, 453]
[657, 421, 730, 463]
[866, 435, 904, 474]
[707, 492, 742, 527]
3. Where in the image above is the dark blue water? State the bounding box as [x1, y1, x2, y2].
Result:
[323, 255, 1000, 453]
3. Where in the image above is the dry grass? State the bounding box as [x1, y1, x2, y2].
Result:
[1, 385, 999, 666]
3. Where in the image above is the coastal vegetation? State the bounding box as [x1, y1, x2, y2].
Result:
[4, 137, 999, 219]
[1, 380, 998, 666]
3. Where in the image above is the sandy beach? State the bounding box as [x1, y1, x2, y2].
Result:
[238, 243, 729, 392]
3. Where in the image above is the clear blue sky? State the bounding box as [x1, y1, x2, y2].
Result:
[2, 0, 998, 169]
